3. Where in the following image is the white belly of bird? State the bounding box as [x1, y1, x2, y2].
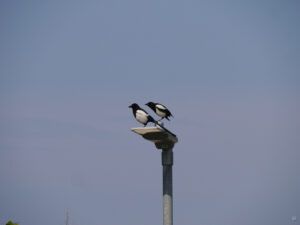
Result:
[155, 104, 166, 117]
[136, 110, 148, 124]
[156, 109, 166, 117]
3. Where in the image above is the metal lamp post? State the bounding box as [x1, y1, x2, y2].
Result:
[131, 123, 178, 225]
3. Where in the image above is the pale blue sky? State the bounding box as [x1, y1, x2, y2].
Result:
[0, 1, 300, 225]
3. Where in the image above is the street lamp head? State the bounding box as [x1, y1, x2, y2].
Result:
[131, 125, 178, 150]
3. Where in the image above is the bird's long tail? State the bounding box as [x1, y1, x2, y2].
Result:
[157, 123, 177, 137]
[148, 115, 156, 124]
[148, 115, 177, 137]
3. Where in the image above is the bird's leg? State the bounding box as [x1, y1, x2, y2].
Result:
[144, 124, 146, 127]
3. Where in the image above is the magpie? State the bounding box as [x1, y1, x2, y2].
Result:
[145, 102, 173, 121]
[129, 103, 177, 137]
[129, 103, 156, 127]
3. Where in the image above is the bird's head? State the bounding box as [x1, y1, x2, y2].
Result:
[145, 102, 156, 109]
[129, 103, 139, 109]
[146, 102, 155, 107]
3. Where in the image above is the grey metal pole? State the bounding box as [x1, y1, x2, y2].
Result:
[162, 149, 173, 225]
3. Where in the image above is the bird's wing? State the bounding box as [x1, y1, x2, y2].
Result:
[139, 108, 149, 114]
[156, 104, 173, 117]
[156, 104, 167, 113]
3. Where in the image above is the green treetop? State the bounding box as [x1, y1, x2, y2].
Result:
[6, 221, 19, 225]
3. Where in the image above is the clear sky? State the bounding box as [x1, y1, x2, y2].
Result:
[0, 0, 299, 225]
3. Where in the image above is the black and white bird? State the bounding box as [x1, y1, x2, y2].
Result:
[129, 103, 156, 127]
[145, 102, 173, 121]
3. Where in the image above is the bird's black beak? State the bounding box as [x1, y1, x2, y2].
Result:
[128, 105, 132, 108]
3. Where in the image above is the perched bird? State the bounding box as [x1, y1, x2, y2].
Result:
[129, 103, 177, 137]
[145, 102, 173, 121]
[129, 103, 156, 127]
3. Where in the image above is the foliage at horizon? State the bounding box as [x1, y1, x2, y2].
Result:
[6, 221, 19, 225]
